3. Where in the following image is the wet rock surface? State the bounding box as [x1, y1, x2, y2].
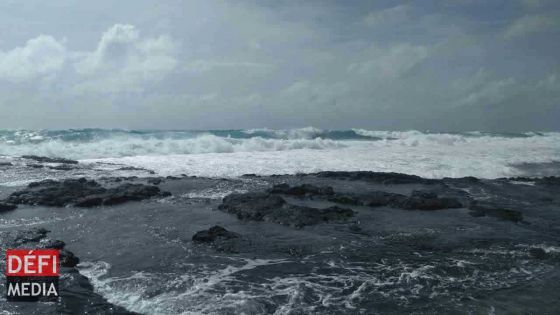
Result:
[192, 225, 242, 253]
[271, 184, 464, 211]
[469, 201, 524, 222]
[313, 171, 438, 184]
[21, 155, 79, 164]
[0, 202, 17, 212]
[4, 178, 170, 207]
[1, 170, 560, 314]
[219, 192, 355, 228]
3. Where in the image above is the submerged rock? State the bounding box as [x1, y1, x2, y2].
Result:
[267, 184, 463, 211]
[398, 190, 463, 210]
[147, 177, 163, 185]
[22, 155, 79, 164]
[192, 226, 242, 253]
[60, 249, 80, 267]
[529, 248, 548, 260]
[193, 226, 240, 243]
[469, 201, 523, 222]
[0, 202, 17, 212]
[219, 192, 354, 228]
[12, 227, 50, 245]
[5, 178, 170, 207]
[269, 183, 334, 196]
[42, 239, 66, 249]
[314, 171, 437, 184]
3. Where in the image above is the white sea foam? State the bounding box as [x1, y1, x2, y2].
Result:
[0, 134, 345, 159]
[78, 258, 289, 314]
[81, 131, 560, 179]
[1, 129, 559, 179]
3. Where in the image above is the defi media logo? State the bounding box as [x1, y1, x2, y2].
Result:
[5, 249, 59, 302]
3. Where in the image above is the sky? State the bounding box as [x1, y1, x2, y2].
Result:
[0, 0, 558, 131]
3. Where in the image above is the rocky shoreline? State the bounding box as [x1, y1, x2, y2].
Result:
[1, 167, 560, 314]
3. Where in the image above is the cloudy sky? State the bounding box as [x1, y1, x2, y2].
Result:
[0, 0, 558, 131]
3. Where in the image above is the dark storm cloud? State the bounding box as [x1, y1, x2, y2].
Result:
[0, 0, 558, 131]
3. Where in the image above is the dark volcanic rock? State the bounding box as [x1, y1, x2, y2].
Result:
[7, 178, 105, 207]
[100, 184, 163, 206]
[398, 190, 463, 210]
[326, 190, 462, 210]
[469, 201, 523, 222]
[0, 162, 13, 166]
[12, 227, 50, 245]
[22, 155, 79, 164]
[192, 226, 243, 253]
[193, 226, 240, 243]
[0, 202, 17, 212]
[529, 248, 548, 260]
[315, 171, 436, 184]
[5, 178, 169, 207]
[219, 193, 354, 228]
[538, 176, 560, 186]
[147, 177, 163, 185]
[269, 183, 334, 196]
[363, 191, 408, 207]
[60, 249, 80, 267]
[42, 239, 66, 249]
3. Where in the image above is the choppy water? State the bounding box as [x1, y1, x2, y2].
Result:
[1, 128, 559, 181]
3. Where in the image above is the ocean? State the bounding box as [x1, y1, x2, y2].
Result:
[1, 128, 559, 184]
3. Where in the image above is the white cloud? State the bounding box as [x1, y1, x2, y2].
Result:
[73, 24, 177, 93]
[347, 44, 429, 79]
[364, 5, 411, 27]
[183, 60, 272, 74]
[0, 35, 66, 82]
[505, 14, 557, 39]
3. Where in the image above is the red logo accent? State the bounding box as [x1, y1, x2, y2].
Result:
[5, 249, 59, 277]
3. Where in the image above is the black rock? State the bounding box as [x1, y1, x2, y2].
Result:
[219, 193, 286, 221]
[538, 176, 560, 186]
[328, 193, 365, 206]
[0, 202, 17, 212]
[364, 191, 408, 207]
[192, 226, 240, 243]
[147, 178, 163, 185]
[469, 202, 523, 223]
[326, 190, 461, 210]
[48, 164, 76, 171]
[74, 196, 104, 207]
[22, 155, 79, 164]
[315, 171, 436, 184]
[7, 178, 169, 207]
[269, 183, 335, 196]
[0, 162, 13, 166]
[43, 239, 66, 249]
[219, 192, 354, 228]
[8, 178, 105, 207]
[60, 249, 80, 267]
[100, 184, 163, 206]
[529, 248, 548, 260]
[13, 227, 50, 244]
[398, 190, 463, 210]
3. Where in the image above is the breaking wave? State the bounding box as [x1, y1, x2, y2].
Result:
[1, 128, 559, 179]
